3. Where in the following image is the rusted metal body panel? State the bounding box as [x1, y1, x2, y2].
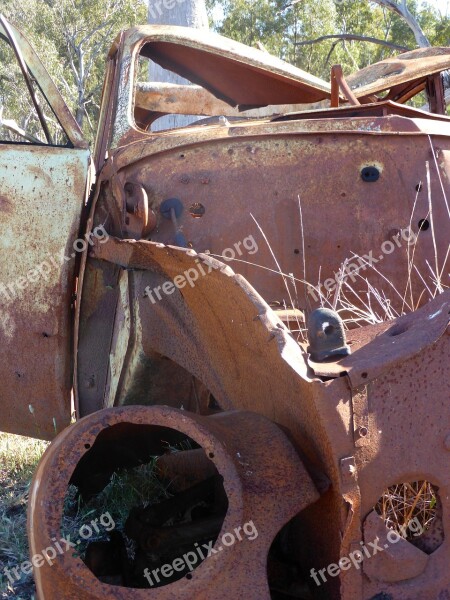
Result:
[348, 47, 450, 102]
[65, 25, 450, 600]
[110, 25, 333, 145]
[78, 112, 449, 338]
[29, 406, 319, 599]
[131, 24, 332, 106]
[86, 242, 449, 599]
[0, 15, 90, 438]
[134, 82, 325, 123]
[0, 146, 89, 439]
[35, 233, 450, 598]
[0, 19, 439, 600]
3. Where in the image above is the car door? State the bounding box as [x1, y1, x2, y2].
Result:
[0, 16, 90, 440]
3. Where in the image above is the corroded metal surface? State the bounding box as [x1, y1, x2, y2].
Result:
[85, 114, 450, 315]
[0, 14, 90, 439]
[307, 292, 450, 386]
[69, 26, 450, 600]
[0, 145, 89, 439]
[0, 16, 443, 600]
[125, 24, 332, 105]
[84, 235, 450, 599]
[348, 47, 450, 101]
[29, 406, 319, 599]
[134, 82, 325, 124]
[109, 24, 333, 144]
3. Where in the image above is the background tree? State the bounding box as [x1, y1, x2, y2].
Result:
[1, 0, 449, 142]
[206, 0, 450, 79]
[1, 0, 146, 141]
[148, 0, 209, 130]
[370, 0, 430, 46]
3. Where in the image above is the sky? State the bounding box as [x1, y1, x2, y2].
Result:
[433, 0, 450, 15]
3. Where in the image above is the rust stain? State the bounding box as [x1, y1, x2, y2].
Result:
[0, 195, 12, 213]
[0, 15, 444, 600]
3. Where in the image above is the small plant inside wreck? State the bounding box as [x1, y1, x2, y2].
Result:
[62, 430, 228, 589]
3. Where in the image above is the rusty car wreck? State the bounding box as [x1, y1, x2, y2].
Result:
[0, 15, 449, 600]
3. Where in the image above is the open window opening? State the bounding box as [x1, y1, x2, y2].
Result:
[134, 50, 260, 133]
[130, 33, 333, 133]
[0, 31, 69, 146]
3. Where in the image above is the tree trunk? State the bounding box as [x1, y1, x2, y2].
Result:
[148, 0, 208, 28]
[370, 0, 431, 48]
[148, 0, 208, 130]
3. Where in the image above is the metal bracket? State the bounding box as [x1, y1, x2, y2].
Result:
[340, 456, 358, 488]
[124, 181, 156, 240]
[352, 385, 370, 447]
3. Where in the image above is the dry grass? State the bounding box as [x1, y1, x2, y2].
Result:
[0, 430, 174, 600]
[0, 433, 48, 599]
[214, 156, 449, 344]
[375, 481, 438, 542]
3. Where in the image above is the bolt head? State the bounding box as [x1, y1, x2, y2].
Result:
[359, 426, 368, 437]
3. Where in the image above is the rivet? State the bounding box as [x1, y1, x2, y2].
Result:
[359, 426, 368, 437]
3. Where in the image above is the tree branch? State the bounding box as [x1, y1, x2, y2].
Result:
[325, 39, 342, 66]
[370, 0, 431, 47]
[295, 34, 410, 52]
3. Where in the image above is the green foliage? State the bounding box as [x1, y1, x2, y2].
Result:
[421, 2, 450, 45]
[1, 0, 450, 144]
[1, 0, 147, 143]
[208, 0, 450, 79]
[0, 34, 70, 145]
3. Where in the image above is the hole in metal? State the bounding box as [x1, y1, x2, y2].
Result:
[189, 203, 206, 218]
[64, 424, 228, 588]
[374, 481, 443, 554]
[418, 219, 430, 231]
[361, 166, 380, 183]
